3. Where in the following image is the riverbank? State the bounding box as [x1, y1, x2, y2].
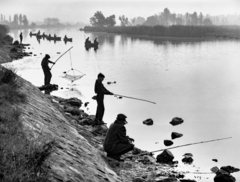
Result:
[82, 25, 240, 41]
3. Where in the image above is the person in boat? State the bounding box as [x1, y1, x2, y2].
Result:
[19, 32, 23, 43]
[103, 113, 135, 161]
[54, 34, 57, 38]
[94, 73, 113, 125]
[94, 38, 98, 45]
[41, 54, 55, 86]
[85, 37, 91, 45]
[37, 30, 40, 35]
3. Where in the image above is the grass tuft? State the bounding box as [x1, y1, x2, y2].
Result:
[0, 65, 55, 182]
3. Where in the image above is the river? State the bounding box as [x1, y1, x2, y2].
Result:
[5, 27, 240, 181]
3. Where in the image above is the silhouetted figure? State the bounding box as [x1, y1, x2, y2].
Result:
[85, 37, 91, 44]
[94, 73, 113, 125]
[19, 32, 23, 43]
[94, 38, 98, 44]
[37, 30, 40, 35]
[54, 34, 57, 38]
[41, 54, 55, 85]
[103, 113, 135, 161]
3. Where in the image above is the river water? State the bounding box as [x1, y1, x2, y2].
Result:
[5, 27, 240, 181]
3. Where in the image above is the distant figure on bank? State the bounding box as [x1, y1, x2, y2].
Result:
[94, 73, 113, 125]
[19, 32, 23, 43]
[41, 54, 55, 85]
[103, 113, 135, 161]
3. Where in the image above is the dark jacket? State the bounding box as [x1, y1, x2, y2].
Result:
[41, 57, 53, 70]
[94, 80, 111, 96]
[103, 120, 130, 152]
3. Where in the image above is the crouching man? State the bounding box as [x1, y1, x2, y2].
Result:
[103, 113, 134, 161]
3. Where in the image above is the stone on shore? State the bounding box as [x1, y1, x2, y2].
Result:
[156, 149, 174, 164]
[170, 117, 184, 126]
[143, 118, 154, 126]
[171, 132, 183, 139]
[164, 140, 174, 146]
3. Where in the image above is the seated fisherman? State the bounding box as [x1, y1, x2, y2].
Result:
[103, 113, 135, 161]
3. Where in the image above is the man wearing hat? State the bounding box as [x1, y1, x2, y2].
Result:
[94, 73, 113, 125]
[103, 113, 135, 161]
[41, 54, 55, 85]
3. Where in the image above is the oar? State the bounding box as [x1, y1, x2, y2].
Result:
[124, 137, 232, 159]
[114, 94, 156, 104]
[51, 46, 73, 69]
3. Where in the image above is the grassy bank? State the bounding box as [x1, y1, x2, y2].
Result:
[0, 66, 54, 182]
[83, 25, 240, 39]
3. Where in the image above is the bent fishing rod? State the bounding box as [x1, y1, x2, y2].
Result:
[51, 46, 73, 69]
[114, 94, 156, 104]
[124, 137, 232, 158]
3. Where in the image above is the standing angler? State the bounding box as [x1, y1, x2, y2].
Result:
[94, 73, 114, 125]
[19, 32, 23, 44]
[41, 54, 55, 86]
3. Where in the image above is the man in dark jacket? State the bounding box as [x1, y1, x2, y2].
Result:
[94, 73, 113, 125]
[103, 114, 135, 161]
[41, 54, 55, 85]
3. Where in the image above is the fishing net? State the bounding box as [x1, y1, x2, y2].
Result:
[60, 49, 85, 83]
[60, 69, 85, 83]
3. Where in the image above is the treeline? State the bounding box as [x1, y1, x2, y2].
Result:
[0, 14, 29, 28]
[84, 25, 240, 39]
[90, 8, 240, 28]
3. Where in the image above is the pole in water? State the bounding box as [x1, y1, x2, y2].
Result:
[51, 46, 73, 69]
[114, 94, 156, 104]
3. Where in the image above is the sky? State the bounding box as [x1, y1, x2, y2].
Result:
[1, 0, 240, 24]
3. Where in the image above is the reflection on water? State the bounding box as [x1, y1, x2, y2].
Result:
[7, 28, 240, 181]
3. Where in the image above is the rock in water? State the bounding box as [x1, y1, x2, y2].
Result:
[182, 157, 194, 164]
[170, 117, 184, 126]
[143, 118, 153, 126]
[156, 149, 174, 164]
[164, 140, 173, 146]
[171, 132, 183, 139]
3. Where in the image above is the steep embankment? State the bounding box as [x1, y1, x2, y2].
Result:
[16, 76, 121, 182]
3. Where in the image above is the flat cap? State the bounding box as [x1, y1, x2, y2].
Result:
[117, 113, 127, 120]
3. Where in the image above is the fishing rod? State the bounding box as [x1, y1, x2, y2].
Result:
[124, 137, 232, 159]
[51, 46, 73, 69]
[114, 94, 156, 104]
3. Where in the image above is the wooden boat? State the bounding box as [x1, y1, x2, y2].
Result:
[85, 42, 99, 49]
[29, 31, 37, 36]
[46, 36, 61, 41]
[64, 37, 73, 42]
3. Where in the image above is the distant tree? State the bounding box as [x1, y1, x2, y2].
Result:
[105, 15, 116, 27]
[203, 18, 212, 26]
[0, 14, 3, 22]
[176, 17, 183, 25]
[191, 12, 198, 25]
[143, 15, 159, 26]
[132, 17, 145, 26]
[162, 8, 171, 26]
[119, 15, 129, 26]
[9, 15, 11, 23]
[13, 14, 18, 25]
[22, 15, 28, 27]
[199, 12, 203, 25]
[19, 14, 23, 26]
[90, 11, 106, 27]
[170, 13, 176, 25]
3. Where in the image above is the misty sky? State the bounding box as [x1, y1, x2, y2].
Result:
[1, 0, 240, 24]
